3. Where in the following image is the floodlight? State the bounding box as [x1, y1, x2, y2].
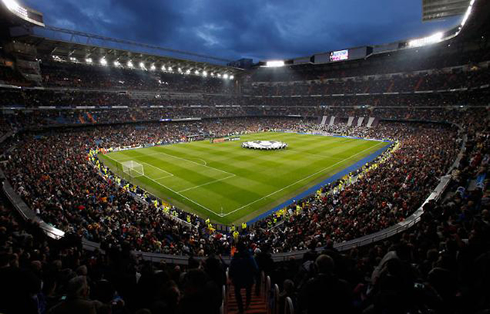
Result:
[139, 62, 146, 70]
[186, 69, 191, 74]
[217, 73, 221, 78]
[85, 58, 93, 63]
[127, 60, 133, 68]
[408, 32, 443, 48]
[100, 58, 107, 66]
[178, 67, 183, 73]
[161, 65, 166, 71]
[114, 60, 120, 67]
[3, 0, 20, 11]
[223, 73, 229, 79]
[3, 0, 26, 19]
[210, 72, 214, 77]
[150, 64, 156, 71]
[265, 60, 285, 67]
[461, 4, 473, 27]
[69, 57, 77, 62]
[195, 70, 199, 75]
[229, 75, 234, 80]
[168, 67, 173, 72]
[202, 71, 207, 77]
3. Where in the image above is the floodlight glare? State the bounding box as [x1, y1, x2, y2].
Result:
[229, 75, 234, 80]
[168, 67, 173, 72]
[114, 61, 120, 67]
[178, 67, 182, 73]
[223, 73, 229, 79]
[70, 57, 77, 62]
[408, 32, 443, 48]
[186, 69, 191, 74]
[161, 65, 166, 71]
[210, 72, 214, 77]
[85, 58, 93, 63]
[3, 0, 20, 12]
[100, 58, 108, 66]
[461, 6, 472, 26]
[217, 73, 222, 78]
[195, 70, 199, 75]
[150, 64, 156, 71]
[202, 71, 207, 77]
[3, 0, 27, 19]
[265, 60, 285, 67]
[139, 62, 146, 69]
[127, 60, 133, 68]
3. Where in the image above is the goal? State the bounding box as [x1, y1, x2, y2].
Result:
[121, 161, 144, 178]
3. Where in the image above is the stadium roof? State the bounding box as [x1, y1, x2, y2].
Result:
[10, 25, 243, 76]
[422, 0, 471, 21]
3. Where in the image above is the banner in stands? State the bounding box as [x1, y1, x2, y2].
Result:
[357, 117, 365, 126]
[347, 116, 354, 126]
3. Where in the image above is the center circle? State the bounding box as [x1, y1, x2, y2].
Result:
[241, 140, 288, 150]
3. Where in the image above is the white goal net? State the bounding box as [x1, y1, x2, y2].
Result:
[121, 161, 144, 178]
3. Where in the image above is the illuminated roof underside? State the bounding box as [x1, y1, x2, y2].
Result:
[422, 0, 471, 21]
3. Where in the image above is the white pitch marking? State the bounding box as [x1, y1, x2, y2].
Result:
[153, 175, 174, 180]
[139, 161, 174, 179]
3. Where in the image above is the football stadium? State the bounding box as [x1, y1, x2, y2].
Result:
[0, 0, 489, 313]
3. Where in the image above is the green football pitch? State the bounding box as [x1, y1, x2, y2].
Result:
[98, 132, 388, 225]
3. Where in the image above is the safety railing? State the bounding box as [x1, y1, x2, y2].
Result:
[285, 297, 294, 314]
[265, 275, 271, 314]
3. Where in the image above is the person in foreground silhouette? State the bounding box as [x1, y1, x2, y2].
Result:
[229, 241, 258, 314]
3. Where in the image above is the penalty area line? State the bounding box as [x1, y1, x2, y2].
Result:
[102, 154, 219, 216]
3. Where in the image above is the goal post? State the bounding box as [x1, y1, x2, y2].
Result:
[121, 161, 144, 178]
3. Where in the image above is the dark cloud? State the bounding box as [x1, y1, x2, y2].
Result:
[23, 0, 460, 61]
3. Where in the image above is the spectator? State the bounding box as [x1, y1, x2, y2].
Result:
[298, 254, 353, 314]
[48, 276, 103, 314]
[229, 241, 258, 314]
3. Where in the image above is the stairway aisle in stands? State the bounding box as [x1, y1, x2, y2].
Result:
[227, 285, 267, 314]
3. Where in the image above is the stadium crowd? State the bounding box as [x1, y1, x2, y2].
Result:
[0, 91, 488, 131]
[0, 114, 488, 314]
[1, 116, 460, 256]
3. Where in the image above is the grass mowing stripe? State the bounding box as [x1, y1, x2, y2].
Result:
[177, 173, 236, 193]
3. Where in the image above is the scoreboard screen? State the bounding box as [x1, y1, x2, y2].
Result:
[329, 50, 349, 62]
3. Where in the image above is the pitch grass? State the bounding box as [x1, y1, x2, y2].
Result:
[98, 132, 387, 225]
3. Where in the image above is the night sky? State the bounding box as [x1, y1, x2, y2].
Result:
[24, 0, 461, 61]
